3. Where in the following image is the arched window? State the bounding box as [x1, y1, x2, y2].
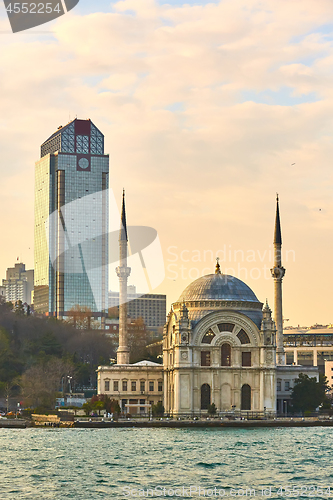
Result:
[237, 329, 250, 344]
[202, 329, 215, 344]
[217, 322, 235, 332]
[201, 384, 211, 410]
[221, 343, 231, 366]
[241, 384, 251, 410]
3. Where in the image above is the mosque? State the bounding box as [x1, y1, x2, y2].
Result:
[97, 195, 318, 415]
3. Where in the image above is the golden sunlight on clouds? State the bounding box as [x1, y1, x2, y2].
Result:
[0, 0, 333, 324]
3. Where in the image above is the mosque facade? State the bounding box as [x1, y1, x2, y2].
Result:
[97, 196, 318, 415]
[163, 268, 277, 413]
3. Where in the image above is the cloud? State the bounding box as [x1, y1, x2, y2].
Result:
[0, 0, 333, 323]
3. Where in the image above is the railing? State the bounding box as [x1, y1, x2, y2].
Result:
[75, 410, 333, 422]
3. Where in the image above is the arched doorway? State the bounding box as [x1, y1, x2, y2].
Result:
[201, 384, 211, 410]
[241, 384, 251, 410]
[221, 343, 231, 366]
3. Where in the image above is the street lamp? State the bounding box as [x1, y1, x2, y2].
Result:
[67, 376, 73, 406]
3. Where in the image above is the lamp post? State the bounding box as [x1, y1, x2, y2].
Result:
[67, 376, 73, 406]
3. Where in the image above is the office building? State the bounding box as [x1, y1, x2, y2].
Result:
[283, 325, 333, 373]
[34, 118, 109, 321]
[2, 262, 34, 305]
[109, 287, 166, 331]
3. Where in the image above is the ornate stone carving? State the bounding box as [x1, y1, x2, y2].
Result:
[173, 300, 263, 311]
[270, 266, 285, 280]
[266, 350, 273, 364]
[181, 333, 188, 344]
[116, 266, 131, 279]
[193, 312, 259, 346]
[214, 333, 239, 347]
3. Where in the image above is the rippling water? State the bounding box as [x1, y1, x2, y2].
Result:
[1, 427, 332, 499]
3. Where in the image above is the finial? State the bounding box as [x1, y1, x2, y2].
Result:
[276, 193, 279, 202]
[215, 257, 221, 275]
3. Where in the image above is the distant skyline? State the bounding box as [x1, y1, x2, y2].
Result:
[0, 0, 333, 325]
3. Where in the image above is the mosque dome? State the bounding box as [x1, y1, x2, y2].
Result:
[178, 273, 260, 304]
[175, 263, 263, 329]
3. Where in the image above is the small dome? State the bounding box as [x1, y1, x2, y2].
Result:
[178, 273, 260, 303]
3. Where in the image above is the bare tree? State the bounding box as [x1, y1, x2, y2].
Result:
[20, 358, 75, 409]
[66, 305, 94, 329]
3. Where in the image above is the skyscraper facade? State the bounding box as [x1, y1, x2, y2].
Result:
[34, 119, 109, 321]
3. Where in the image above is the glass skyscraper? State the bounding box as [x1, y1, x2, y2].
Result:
[34, 119, 109, 322]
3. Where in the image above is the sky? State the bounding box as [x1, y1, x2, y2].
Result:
[0, 0, 333, 326]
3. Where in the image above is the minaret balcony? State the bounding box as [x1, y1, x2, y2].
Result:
[270, 266, 285, 280]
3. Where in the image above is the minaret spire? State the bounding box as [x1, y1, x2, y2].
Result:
[274, 194, 282, 245]
[270, 195, 286, 364]
[120, 188, 128, 242]
[116, 189, 131, 365]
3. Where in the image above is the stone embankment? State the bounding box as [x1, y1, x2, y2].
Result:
[74, 418, 333, 429]
[0, 419, 27, 428]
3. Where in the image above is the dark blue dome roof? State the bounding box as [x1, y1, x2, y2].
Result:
[178, 274, 260, 303]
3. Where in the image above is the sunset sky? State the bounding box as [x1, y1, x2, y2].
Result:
[0, 0, 333, 326]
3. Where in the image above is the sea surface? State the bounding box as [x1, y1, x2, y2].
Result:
[0, 427, 332, 499]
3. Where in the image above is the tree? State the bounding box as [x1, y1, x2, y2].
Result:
[0, 305, 115, 395]
[208, 403, 217, 416]
[108, 307, 119, 319]
[290, 373, 326, 413]
[85, 395, 120, 415]
[82, 401, 93, 416]
[20, 358, 75, 409]
[0, 380, 21, 413]
[66, 305, 93, 329]
[0, 328, 24, 382]
[128, 318, 151, 363]
[319, 374, 332, 410]
[14, 300, 26, 316]
[152, 401, 164, 417]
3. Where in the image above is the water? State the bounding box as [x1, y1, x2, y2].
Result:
[0, 427, 332, 499]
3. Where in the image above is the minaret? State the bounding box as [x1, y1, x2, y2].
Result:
[116, 190, 131, 365]
[270, 195, 286, 365]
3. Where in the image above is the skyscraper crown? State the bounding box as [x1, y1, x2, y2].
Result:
[40, 118, 104, 158]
